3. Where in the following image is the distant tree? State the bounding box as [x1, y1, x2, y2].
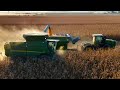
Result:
[106, 11, 120, 13]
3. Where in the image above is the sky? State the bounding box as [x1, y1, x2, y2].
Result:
[0, 11, 108, 13]
[0, 11, 117, 15]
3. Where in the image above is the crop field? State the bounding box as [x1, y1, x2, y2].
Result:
[0, 15, 120, 79]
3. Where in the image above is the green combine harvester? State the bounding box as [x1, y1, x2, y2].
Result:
[4, 33, 60, 57]
[4, 25, 80, 58]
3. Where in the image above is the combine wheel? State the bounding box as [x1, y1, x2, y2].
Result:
[103, 44, 111, 50]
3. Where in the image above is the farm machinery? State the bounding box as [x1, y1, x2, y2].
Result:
[4, 25, 117, 59]
[4, 25, 80, 57]
[81, 34, 117, 51]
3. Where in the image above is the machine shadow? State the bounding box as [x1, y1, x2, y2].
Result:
[5, 54, 79, 79]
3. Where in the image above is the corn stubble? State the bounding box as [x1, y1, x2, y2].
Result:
[0, 25, 120, 79]
[0, 49, 120, 79]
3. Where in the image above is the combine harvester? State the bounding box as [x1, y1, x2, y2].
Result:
[4, 25, 80, 60]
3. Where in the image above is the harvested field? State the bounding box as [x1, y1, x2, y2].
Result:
[1, 49, 120, 79]
[0, 15, 120, 79]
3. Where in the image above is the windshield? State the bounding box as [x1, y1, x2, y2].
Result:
[47, 41, 57, 52]
[48, 42, 56, 47]
[96, 36, 103, 42]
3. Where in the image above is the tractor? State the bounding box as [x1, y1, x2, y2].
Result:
[81, 34, 117, 51]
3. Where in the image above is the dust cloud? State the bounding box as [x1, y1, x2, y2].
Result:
[0, 25, 46, 60]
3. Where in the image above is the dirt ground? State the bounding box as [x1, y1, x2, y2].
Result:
[1, 15, 120, 24]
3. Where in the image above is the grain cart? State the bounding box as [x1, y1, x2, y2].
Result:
[81, 34, 117, 51]
[43, 25, 80, 45]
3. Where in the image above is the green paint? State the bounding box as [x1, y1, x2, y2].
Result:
[4, 34, 69, 57]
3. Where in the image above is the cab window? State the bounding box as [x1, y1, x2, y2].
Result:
[48, 42, 55, 46]
[96, 36, 103, 42]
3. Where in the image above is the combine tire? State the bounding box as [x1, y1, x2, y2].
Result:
[103, 44, 111, 50]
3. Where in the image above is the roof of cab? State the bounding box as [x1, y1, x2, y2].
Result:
[23, 33, 48, 37]
[46, 39, 59, 42]
[92, 34, 103, 37]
